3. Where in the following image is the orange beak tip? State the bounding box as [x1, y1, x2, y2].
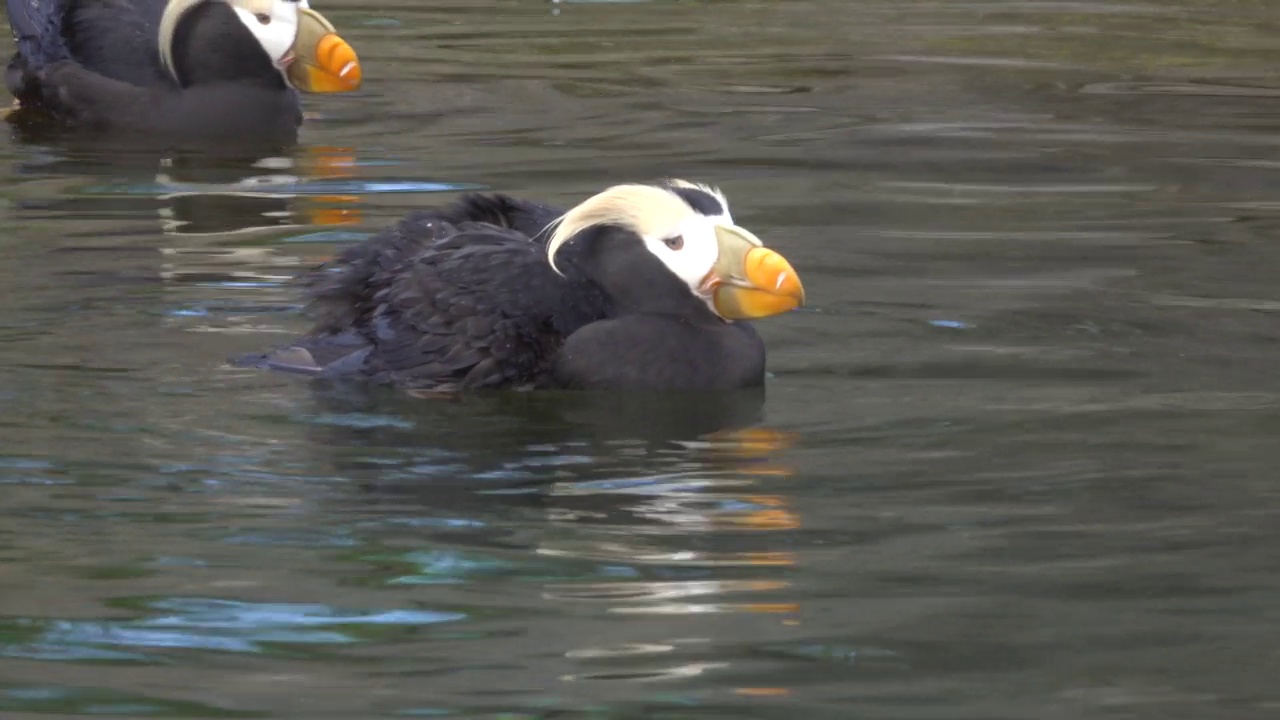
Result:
[706, 239, 805, 320]
[298, 35, 362, 93]
[334, 57, 362, 90]
[743, 247, 806, 311]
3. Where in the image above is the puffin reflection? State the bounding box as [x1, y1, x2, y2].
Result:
[292, 381, 775, 484]
[8, 143, 361, 239]
[153, 147, 360, 237]
[284, 382, 805, 692]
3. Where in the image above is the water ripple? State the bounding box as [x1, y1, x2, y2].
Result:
[0, 598, 464, 661]
[0, 685, 261, 717]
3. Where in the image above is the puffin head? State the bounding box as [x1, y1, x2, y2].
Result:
[546, 180, 805, 321]
[159, 0, 361, 93]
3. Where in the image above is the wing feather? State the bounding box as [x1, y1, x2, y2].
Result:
[259, 194, 608, 390]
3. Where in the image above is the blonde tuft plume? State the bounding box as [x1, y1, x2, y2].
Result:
[544, 182, 725, 273]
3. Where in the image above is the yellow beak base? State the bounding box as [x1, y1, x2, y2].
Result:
[705, 226, 805, 321]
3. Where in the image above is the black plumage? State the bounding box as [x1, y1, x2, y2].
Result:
[4, 0, 349, 147]
[237, 183, 804, 392]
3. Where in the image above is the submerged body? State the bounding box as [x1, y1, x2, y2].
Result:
[4, 0, 360, 147]
[238, 182, 806, 392]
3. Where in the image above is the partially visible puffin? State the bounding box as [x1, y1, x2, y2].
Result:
[5, 0, 361, 145]
[238, 180, 807, 392]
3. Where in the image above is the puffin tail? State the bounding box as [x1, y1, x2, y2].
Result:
[4, 0, 72, 110]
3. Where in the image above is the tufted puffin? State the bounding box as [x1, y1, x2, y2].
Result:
[4, 0, 361, 145]
[236, 180, 806, 392]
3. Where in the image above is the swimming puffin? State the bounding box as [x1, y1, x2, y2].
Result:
[5, 0, 361, 145]
[238, 180, 806, 392]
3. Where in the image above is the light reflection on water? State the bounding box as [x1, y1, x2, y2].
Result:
[2, 0, 1280, 717]
[4, 599, 464, 661]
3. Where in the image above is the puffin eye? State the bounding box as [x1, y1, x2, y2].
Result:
[255, 13, 271, 24]
[663, 235, 684, 251]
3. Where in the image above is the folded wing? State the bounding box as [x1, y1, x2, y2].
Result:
[246, 194, 609, 390]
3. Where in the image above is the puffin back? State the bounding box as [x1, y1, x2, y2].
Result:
[62, 0, 170, 86]
[251, 193, 612, 390]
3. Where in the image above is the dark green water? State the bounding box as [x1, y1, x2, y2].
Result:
[2, 1, 1279, 717]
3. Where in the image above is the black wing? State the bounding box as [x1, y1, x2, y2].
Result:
[243, 194, 609, 391]
[7, 0, 170, 115]
[61, 0, 170, 86]
[435, 192, 565, 240]
[7, 0, 169, 80]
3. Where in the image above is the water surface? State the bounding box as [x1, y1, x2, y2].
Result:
[2, 1, 1279, 718]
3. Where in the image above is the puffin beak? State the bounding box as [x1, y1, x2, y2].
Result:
[701, 225, 805, 320]
[284, 8, 362, 93]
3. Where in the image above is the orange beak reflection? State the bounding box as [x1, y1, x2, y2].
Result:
[703, 225, 805, 320]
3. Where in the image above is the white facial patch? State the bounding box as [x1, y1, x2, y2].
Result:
[230, 1, 301, 66]
[640, 210, 734, 300]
